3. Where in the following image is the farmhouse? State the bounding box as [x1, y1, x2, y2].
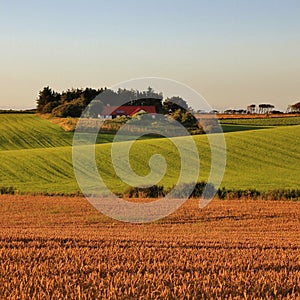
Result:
[101, 105, 156, 119]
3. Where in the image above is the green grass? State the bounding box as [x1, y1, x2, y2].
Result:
[220, 126, 300, 190]
[220, 116, 300, 126]
[0, 112, 300, 193]
[0, 114, 73, 150]
[221, 124, 269, 132]
[0, 114, 165, 151]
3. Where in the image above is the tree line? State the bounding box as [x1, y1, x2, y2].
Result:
[224, 102, 300, 115]
[37, 86, 300, 117]
[36, 86, 191, 117]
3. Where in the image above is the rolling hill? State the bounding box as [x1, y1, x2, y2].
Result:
[0, 114, 299, 194]
[0, 114, 73, 150]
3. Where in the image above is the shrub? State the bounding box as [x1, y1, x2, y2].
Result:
[126, 182, 216, 199]
[170, 182, 216, 199]
[125, 185, 300, 201]
[52, 99, 85, 118]
[0, 186, 16, 195]
[124, 185, 165, 198]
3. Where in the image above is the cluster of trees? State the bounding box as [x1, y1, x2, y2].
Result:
[287, 102, 300, 113]
[223, 103, 279, 115]
[36, 86, 193, 119]
[36, 86, 103, 117]
[36, 86, 167, 117]
[247, 102, 300, 114]
[246, 104, 275, 114]
[224, 102, 300, 115]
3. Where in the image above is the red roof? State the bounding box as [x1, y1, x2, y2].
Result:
[102, 105, 156, 116]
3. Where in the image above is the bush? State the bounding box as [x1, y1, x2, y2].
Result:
[0, 186, 16, 195]
[124, 185, 165, 198]
[170, 182, 216, 199]
[217, 189, 261, 200]
[52, 99, 84, 118]
[124, 182, 216, 199]
[265, 189, 300, 200]
[124, 185, 300, 201]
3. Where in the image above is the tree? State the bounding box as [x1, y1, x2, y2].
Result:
[86, 100, 104, 118]
[247, 104, 256, 114]
[60, 88, 82, 104]
[52, 99, 85, 118]
[82, 88, 104, 106]
[170, 108, 199, 129]
[163, 96, 189, 113]
[36, 86, 59, 113]
[258, 103, 274, 114]
[287, 102, 300, 113]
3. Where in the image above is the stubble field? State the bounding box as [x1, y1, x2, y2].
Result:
[0, 195, 299, 299]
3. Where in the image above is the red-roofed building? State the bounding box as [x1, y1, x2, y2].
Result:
[101, 105, 156, 119]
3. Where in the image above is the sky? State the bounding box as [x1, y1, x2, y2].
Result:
[1, 0, 300, 111]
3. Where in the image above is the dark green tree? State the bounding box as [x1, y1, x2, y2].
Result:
[36, 86, 60, 113]
[163, 96, 189, 113]
[52, 99, 85, 117]
[86, 100, 104, 118]
[171, 108, 199, 129]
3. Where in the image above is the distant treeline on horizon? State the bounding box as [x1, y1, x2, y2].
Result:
[0, 109, 36, 114]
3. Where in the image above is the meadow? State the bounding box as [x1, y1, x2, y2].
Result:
[0, 195, 299, 299]
[0, 114, 300, 194]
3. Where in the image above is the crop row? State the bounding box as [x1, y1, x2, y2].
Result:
[0, 238, 299, 299]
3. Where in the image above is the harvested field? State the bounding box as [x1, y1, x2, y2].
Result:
[0, 195, 299, 299]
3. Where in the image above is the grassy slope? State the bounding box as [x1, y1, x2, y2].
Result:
[221, 126, 300, 189]
[0, 114, 73, 150]
[0, 114, 299, 193]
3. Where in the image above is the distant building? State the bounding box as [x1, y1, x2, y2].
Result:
[101, 105, 156, 119]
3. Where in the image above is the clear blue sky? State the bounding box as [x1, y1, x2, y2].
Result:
[1, 0, 300, 111]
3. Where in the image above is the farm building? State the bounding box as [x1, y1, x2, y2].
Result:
[100, 105, 156, 119]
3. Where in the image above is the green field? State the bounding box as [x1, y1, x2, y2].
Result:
[220, 116, 300, 126]
[221, 124, 269, 132]
[0, 114, 73, 150]
[0, 114, 299, 194]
